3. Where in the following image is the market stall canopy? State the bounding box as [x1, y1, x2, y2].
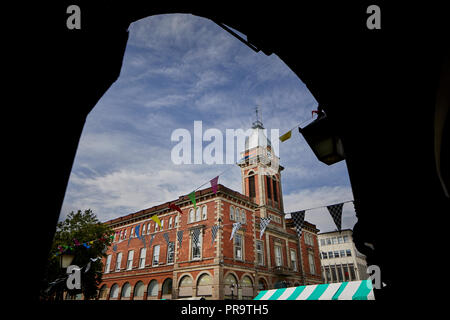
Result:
[254, 280, 374, 300]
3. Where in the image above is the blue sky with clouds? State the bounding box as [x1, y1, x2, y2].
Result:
[60, 14, 356, 233]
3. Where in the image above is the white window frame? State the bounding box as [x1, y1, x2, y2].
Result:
[230, 206, 234, 221]
[115, 252, 122, 271]
[234, 234, 243, 261]
[235, 208, 240, 222]
[241, 209, 246, 224]
[152, 245, 160, 266]
[290, 249, 298, 271]
[256, 240, 264, 266]
[126, 250, 134, 270]
[189, 209, 194, 223]
[191, 231, 202, 260]
[175, 215, 179, 227]
[202, 206, 207, 220]
[167, 241, 175, 264]
[139, 248, 146, 268]
[105, 254, 112, 273]
[169, 217, 173, 229]
[195, 207, 201, 222]
[308, 251, 316, 275]
[274, 245, 282, 267]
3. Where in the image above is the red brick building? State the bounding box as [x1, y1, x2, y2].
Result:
[97, 119, 323, 300]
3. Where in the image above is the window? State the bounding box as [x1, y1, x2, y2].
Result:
[124, 229, 127, 239]
[328, 251, 333, 259]
[334, 251, 339, 258]
[241, 209, 246, 224]
[202, 206, 207, 220]
[326, 238, 331, 245]
[148, 280, 158, 297]
[256, 240, 264, 265]
[234, 234, 243, 260]
[142, 224, 146, 235]
[336, 265, 343, 281]
[248, 175, 255, 198]
[126, 250, 134, 270]
[147, 223, 152, 234]
[266, 176, 272, 199]
[160, 219, 164, 231]
[230, 206, 234, 221]
[322, 252, 328, 259]
[349, 264, 356, 280]
[191, 231, 202, 260]
[167, 242, 175, 264]
[110, 284, 119, 299]
[235, 208, 240, 222]
[121, 283, 131, 298]
[175, 215, 179, 227]
[343, 235, 349, 243]
[340, 250, 345, 258]
[290, 249, 298, 271]
[105, 255, 112, 273]
[155, 221, 159, 232]
[152, 245, 160, 266]
[274, 245, 282, 266]
[130, 227, 135, 238]
[272, 179, 278, 202]
[195, 207, 201, 221]
[115, 252, 122, 271]
[169, 217, 173, 229]
[162, 278, 173, 296]
[346, 249, 352, 257]
[134, 281, 145, 298]
[320, 239, 326, 246]
[332, 237, 338, 244]
[324, 267, 332, 283]
[308, 252, 316, 274]
[139, 248, 146, 268]
[338, 236, 343, 244]
[189, 209, 194, 223]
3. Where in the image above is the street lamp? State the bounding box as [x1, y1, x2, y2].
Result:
[298, 114, 345, 165]
[59, 253, 75, 268]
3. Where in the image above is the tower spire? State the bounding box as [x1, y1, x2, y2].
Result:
[252, 106, 264, 129]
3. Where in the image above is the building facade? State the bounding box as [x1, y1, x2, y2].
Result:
[97, 119, 322, 300]
[318, 229, 368, 284]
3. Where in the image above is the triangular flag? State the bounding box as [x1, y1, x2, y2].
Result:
[163, 233, 170, 245]
[188, 191, 197, 209]
[177, 230, 184, 248]
[151, 215, 162, 228]
[211, 225, 219, 245]
[135, 225, 141, 240]
[83, 242, 91, 249]
[210, 176, 219, 194]
[149, 234, 155, 248]
[259, 217, 271, 239]
[327, 203, 344, 232]
[279, 130, 292, 142]
[169, 203, 183, 215]
[291, 210, 305, 238]
[230, 222, 242, 240]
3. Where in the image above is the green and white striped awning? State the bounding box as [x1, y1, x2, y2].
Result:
[254, 280, 374, 300]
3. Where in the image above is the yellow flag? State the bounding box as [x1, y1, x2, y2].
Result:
[151, 215, 162, 228]
[279, 130, 292, 142]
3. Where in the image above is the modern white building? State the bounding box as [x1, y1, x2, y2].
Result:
[318, 229, 368, 283]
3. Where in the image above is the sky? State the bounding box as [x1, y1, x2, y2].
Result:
[59, 14, 357, 233]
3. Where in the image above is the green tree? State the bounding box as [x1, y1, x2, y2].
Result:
[41, 209, 114, 300]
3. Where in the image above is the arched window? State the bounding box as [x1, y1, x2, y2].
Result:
[195, 207, 201, 221]
[230, 206, 234, 220]
[241, 209, 246, 224]
[202, 206, 207, 220]
[142, 224, 146, 234]
[257, 279, 268, 291]
[169, 217, 173, 229]
[133, 281, 145, 299]
[197, 274, 212, 297]
[162, 278, 173, 295]
[110, 284, 119, 299]
[235, 208, 240, 222]
[121, 282, 131, 298]
[241, 276, 253, 299]
[224, 274, 238, 299]
[148, 280, 158, 297]
[175, 215, 179, 227]
[189, 209, 194, 223]
[98, 284, 108, 300]
[178, 275, 193, 298]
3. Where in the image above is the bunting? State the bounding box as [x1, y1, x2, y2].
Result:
[141, 234, 147, 248]
[149, 234, 155, 248]
[291, 210, 306, 238]
[151, 215, 162, 228]
[279, 130, 292, 142]
[135, 224, 141, 240]
[188, 191, 197, 209]
[177, 230, 184, 248]
[259, 217, 271, 239]
[230, 222, 242, 240]
[211, 225, 219, 245]
[210, 176, 219, 194]
[327, 203, 344, 232]
[163, 233, 170, 245]
[112, 244, 117, 252]
[169, 203, 183, 215]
